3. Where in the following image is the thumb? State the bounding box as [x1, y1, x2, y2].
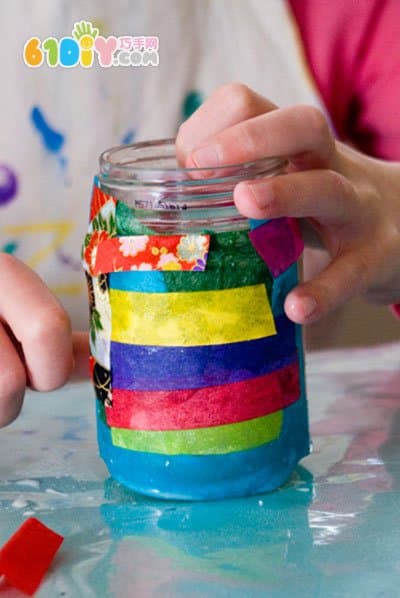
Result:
[284, 251, 370, 324]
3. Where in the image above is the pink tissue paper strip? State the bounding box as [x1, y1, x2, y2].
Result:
[249, 218, 304, 277]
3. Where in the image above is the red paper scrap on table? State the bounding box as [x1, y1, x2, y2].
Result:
[0, 517, 64, 595]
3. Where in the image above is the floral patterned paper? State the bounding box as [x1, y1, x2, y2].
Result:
[90, 185, 114, 223]
[83, 231, 210, 276]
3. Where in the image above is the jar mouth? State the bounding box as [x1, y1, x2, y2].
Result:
[99, 138, 287, 184]
[98, 138, 288, 233]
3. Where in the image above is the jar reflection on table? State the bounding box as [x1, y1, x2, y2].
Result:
[97, 469, 315, 596]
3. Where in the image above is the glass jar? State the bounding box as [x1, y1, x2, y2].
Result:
[83, 139, 309, 500]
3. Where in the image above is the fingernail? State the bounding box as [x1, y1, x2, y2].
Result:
[190, 145, 220, 168]
[285, 295, 318, 323]
[244, 182, 270, 208]
[299, 296, 317, 320]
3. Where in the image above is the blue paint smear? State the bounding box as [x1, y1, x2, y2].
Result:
[58, 155, 68, 170]
[1, 241, 18, 255]
[121, 129, 136, 145]
[30, 105, 65, 154]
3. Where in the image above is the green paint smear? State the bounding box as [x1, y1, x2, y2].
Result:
[2, 241, 18, 255]
[111, 410, 282, 455]
[182, 90, 203, 120]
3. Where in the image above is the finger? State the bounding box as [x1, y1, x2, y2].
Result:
[234, 169, 358, 223]
[284, 250, 371, 324]
[70, 331, 90, 381]
[187, 104, 336, 173]
[176, 83, 276, 164]
[0, 253, 73, 391]
[0, 320, 26, 427]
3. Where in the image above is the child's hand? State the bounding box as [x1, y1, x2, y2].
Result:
[0, 254, 89, 427]
[176, 83, 400, 324]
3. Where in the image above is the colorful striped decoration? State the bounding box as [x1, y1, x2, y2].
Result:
[109, 266, 270, 293]
[110, 284, 276, 346]
[110, 314, 297, 391]
[85, 181, 308, 499]
[110, 410, 283, 455]
[106, 362, 299, 430]
[113, 212, 274, 292]
[97, 397, 309, 500]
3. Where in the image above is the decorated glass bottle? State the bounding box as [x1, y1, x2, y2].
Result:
[83, 139, 309, 500]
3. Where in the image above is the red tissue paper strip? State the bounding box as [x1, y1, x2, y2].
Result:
[0, 517, 64, 595]
[106, 362, 300, 430]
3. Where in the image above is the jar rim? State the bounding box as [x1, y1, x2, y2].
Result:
[99, 138, 287, 179]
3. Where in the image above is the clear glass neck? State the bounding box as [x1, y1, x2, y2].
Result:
[98, 138, 287, 233]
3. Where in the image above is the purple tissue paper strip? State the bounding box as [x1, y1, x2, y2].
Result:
[249, 218, 304, 277]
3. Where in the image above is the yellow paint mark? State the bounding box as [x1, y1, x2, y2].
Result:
[92, 19, 107, 35]
[50, 284, 86, 296]
[1, 221, 73, 268]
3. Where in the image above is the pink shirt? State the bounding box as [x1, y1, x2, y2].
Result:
[290, 0, 400, 317]
[289, 0, 400, 160]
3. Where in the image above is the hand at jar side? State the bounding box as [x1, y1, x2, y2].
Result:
[176, 83, 400, 325]
[0, 253, 89, 427]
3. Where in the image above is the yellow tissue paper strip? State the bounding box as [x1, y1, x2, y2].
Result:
[111, 410, 283, 455]
[110, 284, 276, 346]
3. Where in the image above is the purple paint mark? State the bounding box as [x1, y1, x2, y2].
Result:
[30, 105, 65, 154]
[56, 416, 88, 441]
[56, 250, 82, 272]
[63, 450, 75, 460]
[0, 164, 18, 206]
[249, 218, 304, 278]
